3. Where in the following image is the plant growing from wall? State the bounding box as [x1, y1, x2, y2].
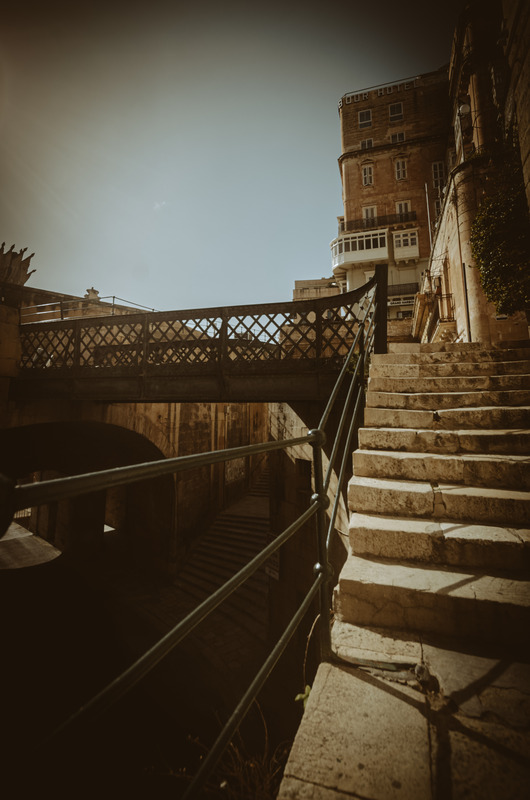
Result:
[470, 148, 530, 316]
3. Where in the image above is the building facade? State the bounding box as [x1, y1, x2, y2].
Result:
[326, 0, 529, 346]
[330, 68, 448, 324]
[413, 0, 529, 343]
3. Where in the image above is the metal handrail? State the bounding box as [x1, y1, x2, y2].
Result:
[339, 211, 417, 233]
[2, 265, 388, 796]
[20, 295, 156, 323]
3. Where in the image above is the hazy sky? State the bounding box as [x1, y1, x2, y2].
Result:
[1, 1, 464, 311]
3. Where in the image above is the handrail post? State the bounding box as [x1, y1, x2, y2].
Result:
[309, 428, 332, 661]
[374, 263, 388, 355]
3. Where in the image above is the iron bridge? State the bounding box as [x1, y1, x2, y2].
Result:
[12, 276, 385, 404]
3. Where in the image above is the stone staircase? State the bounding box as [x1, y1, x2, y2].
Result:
[279, 341, 530, 800]
[174, 467, 271, 638]
[333, 340, 530, 651]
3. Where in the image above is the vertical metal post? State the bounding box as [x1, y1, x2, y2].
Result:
[315, 299, 322, 359]
[310, 429, 332, 661]
[219, 310, 229, 365]
[374, 263, 388, 355]
[358, 316, 366, 409]
[141, 313, 149, 370]
[73, 318, 81, 370]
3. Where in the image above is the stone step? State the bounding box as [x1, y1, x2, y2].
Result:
[363, 405, 530, 430]
[358, 426, 530, 455]
[367, 373, 530, 394]
[366, 389, 530, 411]
[206, 520, 269, 537]
[189, 542, 269, 574]
[373, 346, 530, 366]
[177, 563, 268, 623]
[353, 449, 530, 491]
[370, 359, 530, 379]
[334, 554, 530, 645]
[387, 340, 530, 355]
[348, 512, 530, 571]
[348, 475, 530, 526]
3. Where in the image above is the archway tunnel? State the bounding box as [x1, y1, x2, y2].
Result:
[0, 420, 178, 574]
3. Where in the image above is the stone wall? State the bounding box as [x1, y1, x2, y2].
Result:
[4, 398, 270, 574]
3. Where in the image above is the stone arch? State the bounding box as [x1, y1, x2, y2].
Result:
[0, 421, 178, 574]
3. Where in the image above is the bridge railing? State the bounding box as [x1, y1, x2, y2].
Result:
[2, 266, 388, 797]
[19, 279, 378, 374]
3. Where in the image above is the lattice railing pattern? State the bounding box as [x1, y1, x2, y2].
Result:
[147, 316, 222, 365]
[79, 321, 144, 367]
[18, 283, 375, 373]
[20, 326, 75, 369]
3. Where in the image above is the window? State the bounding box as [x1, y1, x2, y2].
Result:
[361, 138, 373, 150]
[389, 102, 403, 121]
[435, 198, 442, 218]
[391, 132, 405, 143]
[432, 161, 445, 188]
[362, 164, 373, 186]
[348, 231, 386, 251]
[396, 201, 411, 217]
[362, 206, 377, 220]
[358, 109, 372, 129]
[395, 159, 407, 180]
[394, 231, 418, 248]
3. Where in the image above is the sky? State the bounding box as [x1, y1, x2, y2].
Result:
[1, 1, 465, 312]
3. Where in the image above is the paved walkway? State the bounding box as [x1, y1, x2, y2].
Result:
[279, 633, 530, 799]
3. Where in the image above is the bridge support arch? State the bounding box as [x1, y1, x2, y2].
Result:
[0, 421, 178, 575]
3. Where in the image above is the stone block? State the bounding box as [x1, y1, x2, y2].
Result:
[335, 555, 530, 643]
[353, 449, 530, 491]
[437, 483, 530, 526]
[349, 512, 530, 570]
[366, 389, 530, 411]
[278, 662, 431, 800]
[348, 475, 434, 517]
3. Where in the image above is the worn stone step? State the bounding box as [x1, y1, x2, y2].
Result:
[387, 340, 530, 355]
[358, 426, 530, 455]
[331, 619, 423, 666]
[206, 523, 269, 540]
[366, 389, 530, 411]
[334, 555, 530, 645]
[177, 564, 267, 623]
[363, 405, 530, 430]
[277, 660, 432, 800]
[373, 346, 530, 366]
[210, 513, 270, 528]
[331, 620, 530, 673]
[348, 475, 530, 526]
[188, 544, 269, 576]
[348, 512, 530, 571]
[353, 449, 530, 490]
[370, 359, 530, 379]
[368, 373, 530, 395]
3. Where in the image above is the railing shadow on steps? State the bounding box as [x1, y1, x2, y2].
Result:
[0, 264, 388, 798]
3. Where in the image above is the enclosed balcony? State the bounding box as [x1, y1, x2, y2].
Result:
[330, 229, 389, 271]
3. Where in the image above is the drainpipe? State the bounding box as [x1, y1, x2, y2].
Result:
[425, 183, 433, 250]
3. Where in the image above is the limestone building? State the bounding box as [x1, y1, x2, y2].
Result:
[330, 68, 448, 324]
[413, 0, 529, 343]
